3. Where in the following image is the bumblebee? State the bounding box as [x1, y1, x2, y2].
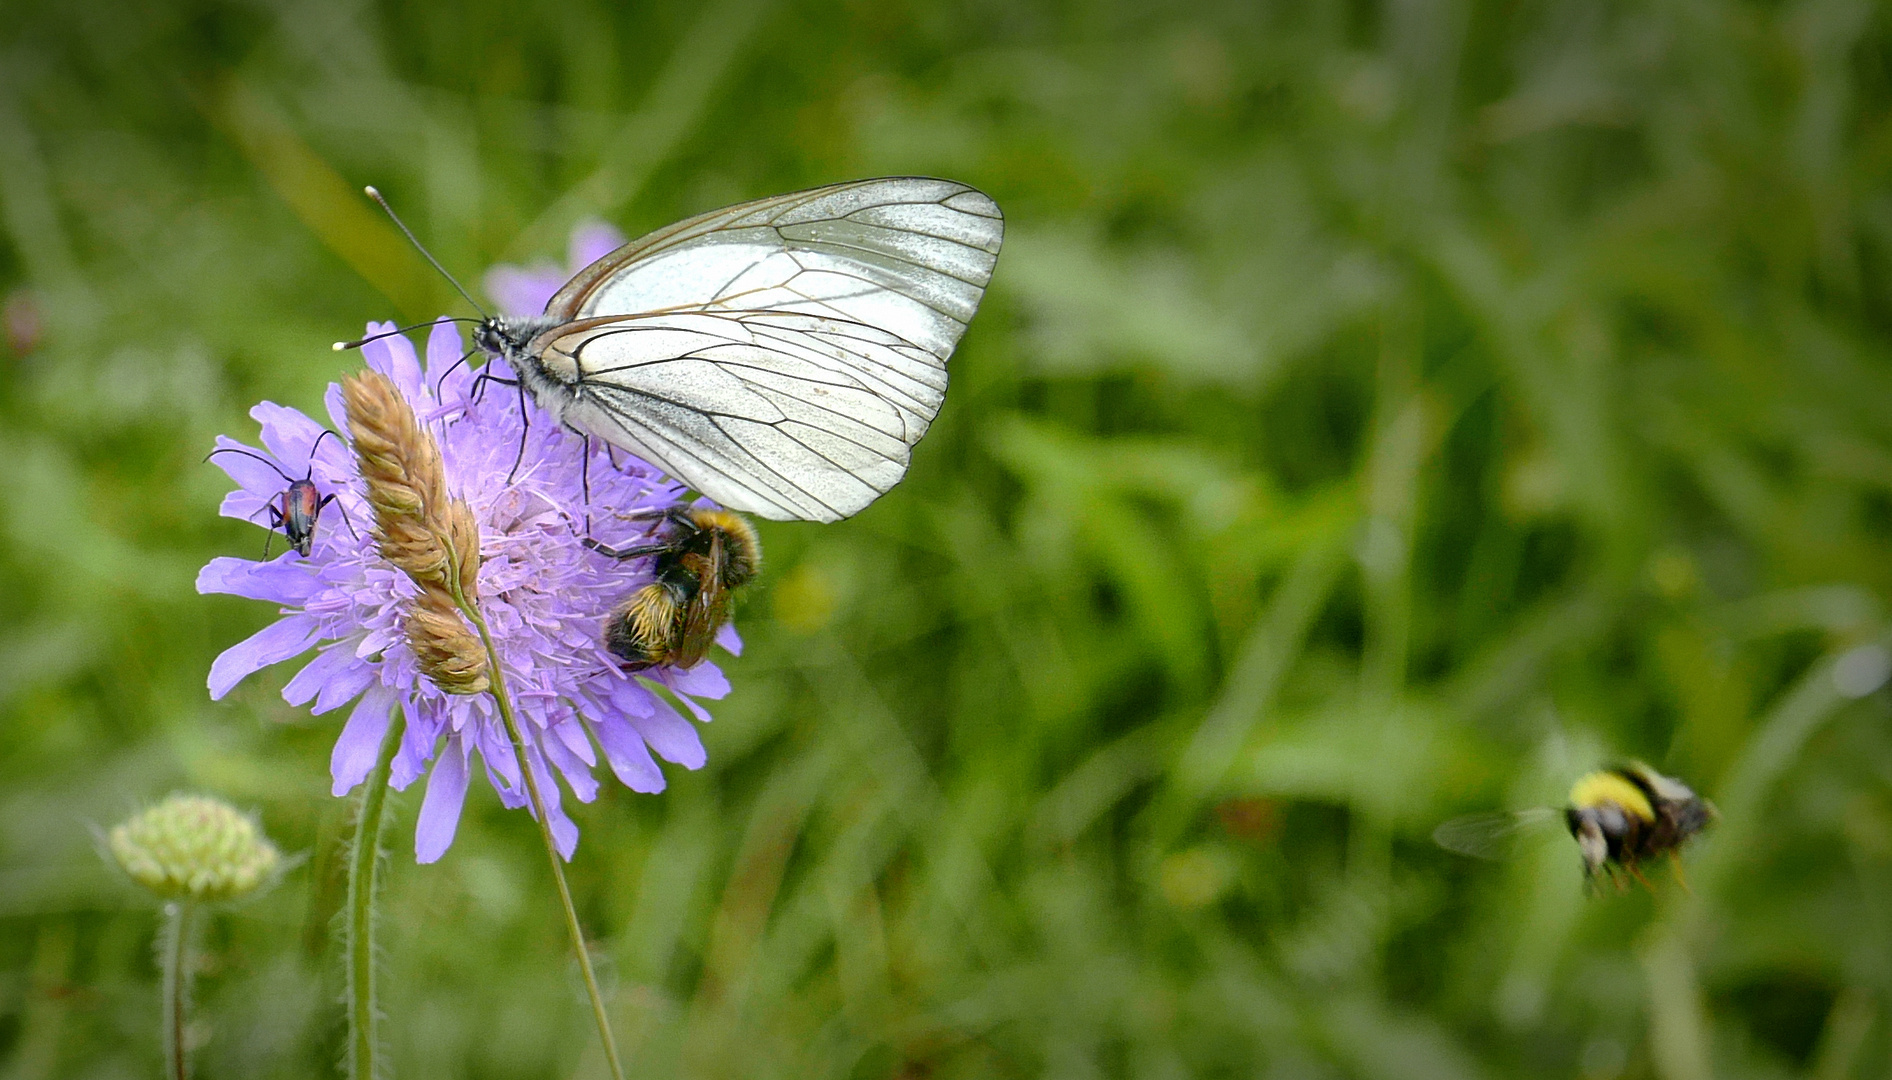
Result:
[1434, 762, 1716, 890]
[1565, 763, 1716, 887]
[584, 507, 760, 670]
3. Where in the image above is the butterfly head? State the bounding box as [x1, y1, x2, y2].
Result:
[473, 315, 558, 367]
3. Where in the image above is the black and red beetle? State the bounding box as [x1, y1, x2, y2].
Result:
[207, 429, 356, 558]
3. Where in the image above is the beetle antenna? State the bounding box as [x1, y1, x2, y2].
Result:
[362, 185, 490, 320]
[207, 446, 295, 485]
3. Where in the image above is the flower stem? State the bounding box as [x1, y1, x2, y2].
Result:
[454, 587, 626, 1080]
[345, 706, 406, 1080]
[159, 900, 194, 1080]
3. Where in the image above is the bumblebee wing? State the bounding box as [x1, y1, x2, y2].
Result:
[548, 310, 939, 521]
[548, 177, 1003, 364]
[674, 542, 730, 669]
[1431, 807, 1559, 861]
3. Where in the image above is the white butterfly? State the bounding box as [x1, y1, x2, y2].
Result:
[472, 177, 1005, 522]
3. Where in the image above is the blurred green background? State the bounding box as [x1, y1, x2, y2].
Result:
[4, 0, 1892, 1077]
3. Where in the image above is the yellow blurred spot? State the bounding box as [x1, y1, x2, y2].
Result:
[773, 562, 837, 635]
[1158, 848, 1232, 911]
[1646, 546, 1698, 599]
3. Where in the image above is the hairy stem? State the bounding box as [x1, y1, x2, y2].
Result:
[160, 900, 195, 1080]
[451, 580, 626, 1080]
[345, 706, 407, 1080]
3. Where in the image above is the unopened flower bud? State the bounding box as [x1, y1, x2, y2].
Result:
[108, 794, 281, 903]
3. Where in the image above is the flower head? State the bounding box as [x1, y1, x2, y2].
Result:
[108, 794, 281, 903]
[199, 314, 737, 862]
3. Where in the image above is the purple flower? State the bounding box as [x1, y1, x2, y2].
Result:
[199, 317, 738, 862]
[482, 220, 627, 318]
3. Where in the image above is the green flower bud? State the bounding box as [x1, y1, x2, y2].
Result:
[108, 794, 281, 903]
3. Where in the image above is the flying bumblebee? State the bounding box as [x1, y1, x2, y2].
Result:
[1433, 762, 1717, 890]
[584, 507, 761, 671]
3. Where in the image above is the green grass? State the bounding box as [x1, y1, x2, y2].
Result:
[3, 0, 1892, 1077]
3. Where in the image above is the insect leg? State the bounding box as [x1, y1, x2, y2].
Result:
[506, 378, 530, 484]
[582, 538, 672, 561]
[262, 504, 286, 560]
[580, 436, 593, 533]
[1669, 855, 1692, 894]
[434, 347, 479, 400]
[320, 493, 362, 541]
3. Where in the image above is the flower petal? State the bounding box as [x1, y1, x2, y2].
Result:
[591, 712, 666, 793]
[630, 690, 707, 769]
[196, 556, 321, 604]
[526, 746, 580, 860]
[313, 657, 377, 714]
[251, 402, 327, 472]
[415, 738, 470, 863]
[569, 220, 627, 270]
[716, 622, 744, 656]
[392, 699, 438, 789]
[541, 720, 599, 803]
[484, 262, 564, 319]
[208, 437, 289, 499]
[208, 616, 323, 700]
[282, 642, 363, 708]
[330, 685, 396, 796]
[668, 661, 731, 701]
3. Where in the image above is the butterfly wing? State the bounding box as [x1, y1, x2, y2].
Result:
[534, 178, 1002, 520]
[546, 309, 953, 521]
[549, 177, 1003, 361]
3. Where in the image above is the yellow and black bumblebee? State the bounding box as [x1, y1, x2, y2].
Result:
[1434, 762, 1716, 890]
[583, 507, 760, 671]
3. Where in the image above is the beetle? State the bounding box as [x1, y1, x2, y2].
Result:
[207, 429, 356, 558]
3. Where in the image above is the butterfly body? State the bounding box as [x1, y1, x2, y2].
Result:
[471, 177, 1004, 522]
[591, 507, 760, 670]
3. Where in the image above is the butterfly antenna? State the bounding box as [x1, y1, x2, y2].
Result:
[333, 317, 480, 352]
[362, 185, 490, 320]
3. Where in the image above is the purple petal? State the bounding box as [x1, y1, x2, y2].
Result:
[324, 383, 349, 436]
[552, 714, 597, 766]
[415, 738, 470, 863]
[208, 437, 289, 498]
[630, 691, 707, 769]
[391, 699, 437, 789]
[668, 662, 730, 701]
[208, 616, 323, 700]
[330, 685, 396, 796]
[716, 622, 744, 656]
[282, 642, 363, 708]
[196, 556, 321, 604]
[310, 647, 377, 713]
[569, 220, 627, 270]
[541, 722, 599, 803]
[484, 263, 564, 319]
[526, 747, 579, 860]
[424, 318, 466, 394]
[251, 402, 326, 472]
[362, 323, 425, 402]
[218, 489, 269, 525]
[592, 712, 666, 793]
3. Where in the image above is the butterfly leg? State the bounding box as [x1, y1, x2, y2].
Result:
[506, 378, 530, 484]
[1669, 854, 1692, 894]
[579, 436, 593, 533]
[582, 538, 672, 561]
